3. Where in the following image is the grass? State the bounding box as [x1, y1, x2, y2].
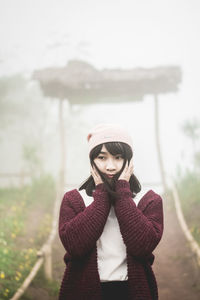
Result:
[175, 170, 200, 245]
[0, 174, 56, 299]
[20, 268, 60, 300]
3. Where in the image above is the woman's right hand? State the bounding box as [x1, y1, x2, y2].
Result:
[90, 165, 103, 186]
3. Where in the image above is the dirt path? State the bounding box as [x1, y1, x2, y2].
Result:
[22, 193, 200, 300]
[154, 194, 200, 300]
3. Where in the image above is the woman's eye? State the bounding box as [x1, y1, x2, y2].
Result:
[98, 156, 105, 160]
[116, 156, 123, 160]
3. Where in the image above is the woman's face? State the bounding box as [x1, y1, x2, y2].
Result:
[93, 145, 124, 180]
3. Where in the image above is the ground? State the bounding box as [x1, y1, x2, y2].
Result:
[22, 193, 200, 300]
[154, 194, 200, 300]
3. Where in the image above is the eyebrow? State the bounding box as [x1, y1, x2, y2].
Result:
[98, 151, 122, 155]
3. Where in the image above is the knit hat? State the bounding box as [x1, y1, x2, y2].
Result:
[87, 123, 133, 153]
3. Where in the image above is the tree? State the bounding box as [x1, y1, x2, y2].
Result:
[182, 118, 200, 173]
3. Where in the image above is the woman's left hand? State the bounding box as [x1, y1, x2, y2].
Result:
[118, 158, 133, 182]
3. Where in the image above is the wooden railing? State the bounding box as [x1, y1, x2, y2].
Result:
[171, 182, 200, 266]
[0, 172, 31, 187]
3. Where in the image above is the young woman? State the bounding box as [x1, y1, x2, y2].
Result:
[58, 123, 164, 300]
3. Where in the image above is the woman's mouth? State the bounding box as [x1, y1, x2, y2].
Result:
[106, 174, 114, 178]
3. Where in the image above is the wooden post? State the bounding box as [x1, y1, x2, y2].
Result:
[59, 99, 66, 190]
[172, 182, 200, 266]
[43, 244, 52, 280]
[154, 94, 167, 192]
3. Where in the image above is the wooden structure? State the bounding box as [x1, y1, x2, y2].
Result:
[33, 60, 181, 103]
[33, 59, 182, 192]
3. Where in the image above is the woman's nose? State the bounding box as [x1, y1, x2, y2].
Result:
[106, 159, 116, 170]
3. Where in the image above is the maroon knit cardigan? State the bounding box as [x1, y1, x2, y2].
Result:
[58, 180, 163, 300]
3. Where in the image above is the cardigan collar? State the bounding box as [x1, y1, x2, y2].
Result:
[72, 188, 156, 213]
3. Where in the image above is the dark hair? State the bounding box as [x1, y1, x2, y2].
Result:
[79, 142, 141, 200]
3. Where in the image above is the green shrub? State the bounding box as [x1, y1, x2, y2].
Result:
[175, 169, 200, 245]
[0, 174, 56, 299]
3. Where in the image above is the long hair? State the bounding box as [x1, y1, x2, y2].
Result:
[79, 142, 141, 200]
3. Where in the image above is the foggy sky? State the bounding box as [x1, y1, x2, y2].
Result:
[0, 0, 200, 192]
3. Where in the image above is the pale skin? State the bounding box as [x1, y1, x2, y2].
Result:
[90, 145, 133, 186]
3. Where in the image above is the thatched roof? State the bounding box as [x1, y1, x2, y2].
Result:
[32, 60, 182, 104]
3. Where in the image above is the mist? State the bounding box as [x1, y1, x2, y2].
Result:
[1, 0, 200, 191]
[1, 1, 200, 299]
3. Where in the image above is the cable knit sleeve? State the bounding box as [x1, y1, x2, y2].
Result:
[59, 184, 110, 258]
[114, 180, 164, 257]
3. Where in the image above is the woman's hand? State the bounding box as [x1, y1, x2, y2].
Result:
[90, 165, 103, 186]
[118, 158, 133, 182]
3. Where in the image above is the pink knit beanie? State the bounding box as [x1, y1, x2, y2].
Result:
[87, 123, 133, 153]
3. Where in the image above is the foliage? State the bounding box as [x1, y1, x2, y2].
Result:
[175, 117, 200, 245]
[22, 144, 41, 169]
[175, 169, 200, 245]
[0, 75, 29, 129]
[182, 118, 200, 143]
[21, 268, 60, 300]
[0, 74, 48, 151]
[181, 118, 200, 168]
[0, 174, 56, 299]
[22, 143, 43, 179]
